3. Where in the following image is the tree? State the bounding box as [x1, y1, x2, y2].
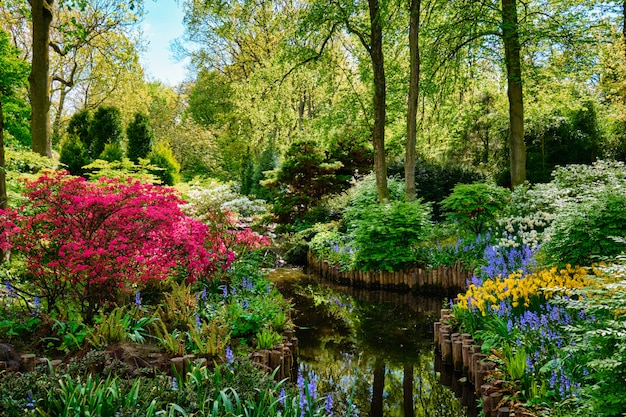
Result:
[27, 0, 142, 157]
[89, 105, 123, 159]
[405, 0, 420, 201]
[261, 139, 342, 225]
[501, 0, 525, 187]
[29, 0, 55, 157]
[66, 108, 92, 156]
[126, 112, 153, 162]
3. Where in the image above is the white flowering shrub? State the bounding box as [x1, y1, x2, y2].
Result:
[180, 178, 268, 223]
[497, 160, 626, 262]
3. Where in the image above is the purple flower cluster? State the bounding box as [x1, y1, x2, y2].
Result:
[480, 243, 536, 280]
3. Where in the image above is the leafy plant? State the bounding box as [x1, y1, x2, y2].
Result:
[255, 327, 283, 349]
[43, 318, 88, 353]
[350, 200, 432, 271]
[440, 181, 510, 236]
[542, 190, 626, 266]
[149, 142, 181, 185]
[87, 307, 158, 347]
[187, 317, 230, 357]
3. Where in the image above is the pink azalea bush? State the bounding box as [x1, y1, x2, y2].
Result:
[0, 171, 268, 321]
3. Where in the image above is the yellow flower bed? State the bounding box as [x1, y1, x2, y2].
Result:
[457, 265, 591, 315]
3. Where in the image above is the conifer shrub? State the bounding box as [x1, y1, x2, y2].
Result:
[90, 106, 123, 159]
[59, 135, 89, 175]
[126, 112, 153, 163]
[149, 142, 181, 185]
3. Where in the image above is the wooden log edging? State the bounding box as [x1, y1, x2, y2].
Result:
[307, 252, 470, 295]
[434, 308, 515, 417]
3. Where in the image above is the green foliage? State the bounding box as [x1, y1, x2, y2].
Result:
[341, 174, 406, 226]
[82, 158, 161, 183]
[525, 101, 602, 183]
[255, 327, 283, 349]
[149, 142, 181, 185]
[43, 318, 89, 354]
[3, 100, 30, 148]
[542, 190, 626, 266]
[559, 260, 626, 416]
[388, 159, 485, 220]
[0, 29, 30, 147]
[263, 140, 342, 226]
[309, 228, 354, 270]
[67, 110, 94, 158]
[90, 106, 124, 159]
[126, 112, 153, 163]
[59, 135, 89, 175]
[440, 182, 510, 236]
[87, 306, 158, 347]
[98, 142, 125, 162]
[350, 200, 432, 272]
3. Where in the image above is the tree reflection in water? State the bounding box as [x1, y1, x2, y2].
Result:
[271, 268, 475, 417]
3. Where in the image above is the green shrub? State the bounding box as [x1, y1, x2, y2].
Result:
[350, 200, 432, 271]
[440, 181, 510, 236]
[59, 135, 89, 175]
[89, 106, 124, 159]
[126, 112, 153, 163]
[67, 110, 94, 158]
[149, 142, 181, 185]
[542, 191, 626, 266]
[309, 228, 353, 270]
[98, 142, 125, 162]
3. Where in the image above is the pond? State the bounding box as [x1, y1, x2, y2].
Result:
[271, 268, 477, 417]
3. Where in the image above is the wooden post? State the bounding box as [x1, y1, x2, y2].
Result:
[441, 334, 453, 364]
[20, 354, 37, 372]
[433, 321, 441, 350]
[171, 357, 184, 376]
[462, 338, 474, 374]
[497, 407, 511, 417]
[451, 333, 462, 371]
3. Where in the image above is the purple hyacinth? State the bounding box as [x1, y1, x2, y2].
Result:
[325, 393, 333, 415]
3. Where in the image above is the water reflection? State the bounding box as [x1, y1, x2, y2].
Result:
[271, 268, 476, 417]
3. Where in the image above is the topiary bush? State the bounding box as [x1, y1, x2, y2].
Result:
[90, 106, 124, 159]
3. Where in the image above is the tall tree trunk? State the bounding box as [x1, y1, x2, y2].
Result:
[502, 0, 525, 188]
[405, 0, 420, 202]
[52, 83, 68, 139]
[369, 0, 390, 202]
[370, 358, 385, 417]
[29, 0, 54, 157]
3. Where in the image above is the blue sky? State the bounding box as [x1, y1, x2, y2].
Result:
[140, 0, 188, 85]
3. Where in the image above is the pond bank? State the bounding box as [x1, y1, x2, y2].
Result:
[307, 252, 469, 295]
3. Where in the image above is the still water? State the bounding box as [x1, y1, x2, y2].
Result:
[271, 268, 476, 417]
